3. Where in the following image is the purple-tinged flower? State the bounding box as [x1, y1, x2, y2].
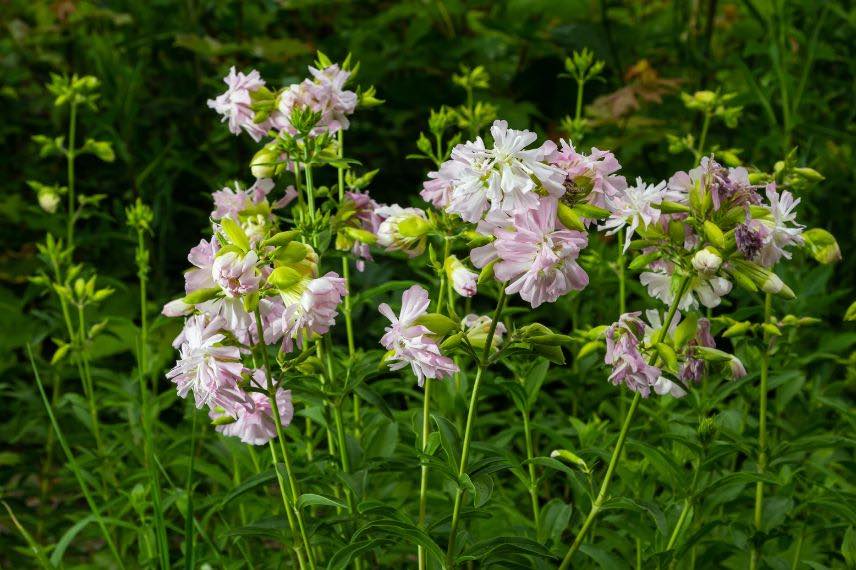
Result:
[756, 183, 804, 267]
[471, 199, 589, 308]
[680, 318, 715, 383]
[605, 312, 661, 397]
[212, 251, 261, 298]
[378, 285, 459, 386]
[166, 315, 244, 411]
[729, 357, 747, 379]
[547, 140, 627, 210]
[207, 67, 270, 142]
[445, 255, 478, 297]
[445, 120, 565, 223]
[344, 190, 382, 271]
[279, 272, 347, 352]
[210, 375, 293, 446]
[735, 221, 765, 259]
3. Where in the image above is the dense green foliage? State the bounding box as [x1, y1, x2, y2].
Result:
[1, 1, 854, 568]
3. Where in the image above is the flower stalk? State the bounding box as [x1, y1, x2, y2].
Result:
[558, 275, 691, 569]
[445, 288, 506, 568]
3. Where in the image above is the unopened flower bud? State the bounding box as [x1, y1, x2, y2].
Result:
[445, 255, 477, 298]
[250, 146, 281, 179]
[692, 248, 722, 275]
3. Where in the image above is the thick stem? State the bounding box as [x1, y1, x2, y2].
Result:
[417, 378, 433, 570]
[558, 276, 691, 569]
[575, 79, 586, 122]
[67, 102, 77, 247]
[750, 292, 773, 570]
[445, 290, 506, 568]
[254, 308, 314, 569]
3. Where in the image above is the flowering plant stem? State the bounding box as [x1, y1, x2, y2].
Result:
[558, 275, 691, 569]
[522, 403, 541, 536]
[66, 101, 77, 247]
[750, 292, 773, 570]
[337, 130, 361, 432]
[445, 288, 507, 568]
[417, 377, 433, 570]
[254, 307, 315, 569]
[27, 344, 125, 569]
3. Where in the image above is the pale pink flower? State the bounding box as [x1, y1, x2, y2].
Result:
[212, 251, 261, 298]
[166, 315, 244, 411]
[378, 285, 459, 386]
[756, 183, 804, 267]
[275, 64, 357, 136]
[199, 297, 255, 345]
[601, 177, 678, 251]
[421, 160, 463, 209]
[279, 272, 347, 352]
[211, 179, 276, 221]
[210, 376, 293, 446]
[185, 238, 218, 293]
[548, 140, 627, 210]
[445, 255, 478, 297]
[605, 312, 661, 397]
[445, 120, 565, 223]
[162, 299, 192, 317]
[472, 199, 589, 308]
[207, 67, 270, 142]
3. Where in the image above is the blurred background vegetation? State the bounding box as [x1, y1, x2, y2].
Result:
[1, 0, 854, 565]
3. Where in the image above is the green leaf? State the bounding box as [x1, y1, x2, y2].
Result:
[433, 414, 461, 472]
[538, 499, 572, 544]
[803, 228, 841, 264]
[297, 493, 348, 511]
[602, 497, 667, 537]
[327, 539, 387, 570]
[351, 280, 418, 308]
[220, 217, 250, 252]
[216, 468, 276, 510]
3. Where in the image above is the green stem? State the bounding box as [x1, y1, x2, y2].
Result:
[558, 276, 691, 569]
[417, 378, 433, 570]
[76, 304, 102, 452]
[750, 292, 773, 570]
[254, 308, 315, 569]
[522, 405, 541, 536]
[446, 290, 506, 568]
[696, 111, 711, 160]
[67, 102, 77, 247]
[28, 345, 125, 569]
[575, 79, 586, 121]
[304, 164, 316, 224]
[184, 409, 197, 570]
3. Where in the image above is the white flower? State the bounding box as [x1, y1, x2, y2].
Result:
[640, 270, 731, 310]
[445, 120, 565, 223]
[600, 177, 676, 251]
[757, 184, 804, 267]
